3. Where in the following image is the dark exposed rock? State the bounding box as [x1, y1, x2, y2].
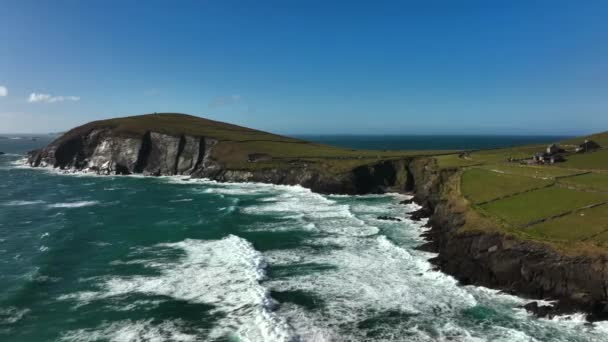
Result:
[589, 301, 608, 321]
[351, 159, 409, 194]
[0, 152, 5, 155]
[377, 216, 402, 222]
[399, 198, 414, 205]
[523, 302, 556, 318]
[141, 132, 182, 176]
[176, 135, 198, 174]
[416, 241, 438, 253]
[409, 206, 432, 221]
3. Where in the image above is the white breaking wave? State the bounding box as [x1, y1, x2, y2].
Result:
[47, 201, 99, 208]
[2, 200, 46, 206]
[9, 157, 29, 167]
[228, 184, 476, 340]
[59, 235, 297, 342]
[60, 319, 199, 342]
[0, 307, 30, 325]
[242, 186, 379, 237]
[236, 183, 608, 342]
[169, 198, 193, 203]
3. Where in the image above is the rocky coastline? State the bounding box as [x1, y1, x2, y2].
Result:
[27, 127, 608, 321]
[27, 127, 416, 195]
[407, 158, 608, 322]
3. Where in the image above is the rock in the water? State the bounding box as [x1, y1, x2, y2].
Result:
[409, 206, 432, 221]
[399, 198, 414, 205]
[589, 301, 608, 321]
[377, 216, 402, 222]
[523, 301, 555, 318]
[0, 152, 5, 155]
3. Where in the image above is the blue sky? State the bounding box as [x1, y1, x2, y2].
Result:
[0, 1, 607, 135]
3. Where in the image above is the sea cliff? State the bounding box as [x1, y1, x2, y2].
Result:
[26, 115, 608, 321]
[408, 158, 608, 321]
[26, 125, 411, 195]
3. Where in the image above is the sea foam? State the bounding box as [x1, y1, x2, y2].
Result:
[236, 183, 607, 342]
[59, 235, 296, 342]
[2, 200, 46, 206]
[60, 319, 199, 342]
[47, 201, 99, 208]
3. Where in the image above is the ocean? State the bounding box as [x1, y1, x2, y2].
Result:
[293, 135, 571, 151]
[1, 135, 606, 342]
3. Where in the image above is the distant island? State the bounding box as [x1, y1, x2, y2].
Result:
[27, 113, 608, 320]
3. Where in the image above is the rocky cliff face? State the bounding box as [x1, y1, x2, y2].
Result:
[408, 158, 608, 320]
[27, 128, 411, 195]
[28, 128, 217, 177]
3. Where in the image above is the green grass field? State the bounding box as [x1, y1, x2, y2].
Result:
[438, 131, 608, 251]
[479, 186, 608, 227]
[469, 145, 546, 164]
[433, 154, 479, 169]
[525, 203, 608, 242]
[478, 163, 583, 179]
[461, 168, 552, 204]
[558, 172, 608, 191]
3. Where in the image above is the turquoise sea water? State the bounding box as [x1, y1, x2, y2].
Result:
[1, 136, 607, 341]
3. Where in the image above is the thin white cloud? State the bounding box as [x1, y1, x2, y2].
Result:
[0, 86, 7, 97]
[28, 93, 80, 103]
[208, 94, 241, 108]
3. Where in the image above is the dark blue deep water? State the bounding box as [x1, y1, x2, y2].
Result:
[1, 135, 606, 342]
[293, 135, 570, 151]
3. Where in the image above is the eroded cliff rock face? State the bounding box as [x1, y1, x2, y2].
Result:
[27, 128, 411, 195]
[197, 158, 410, 195]
[28, 129, 216, 177]
[408, 157, 608, 320]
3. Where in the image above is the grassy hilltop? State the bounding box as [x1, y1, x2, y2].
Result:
[62, 113, 451, 173]
[429, 131, 608, 253]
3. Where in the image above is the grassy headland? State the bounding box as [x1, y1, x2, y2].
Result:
[60, 113, 454, 174]
[433, 131, 608, 253]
